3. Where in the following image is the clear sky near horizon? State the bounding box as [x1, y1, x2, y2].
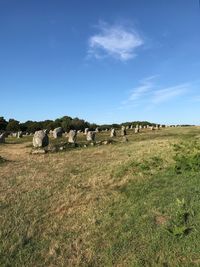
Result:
[0, 0, 200, 125]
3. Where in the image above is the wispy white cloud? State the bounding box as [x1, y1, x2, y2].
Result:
[128, 75, 157, 101]
[121, 76, 190, 109]
[152, 84, 188, 104]
[88, 22, 143, 61]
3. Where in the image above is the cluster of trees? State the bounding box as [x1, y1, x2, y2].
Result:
[0, 115, 157, 133]
[0, 116, 95, 133]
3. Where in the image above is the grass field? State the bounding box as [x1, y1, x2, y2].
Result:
[0, 127, 200, 266]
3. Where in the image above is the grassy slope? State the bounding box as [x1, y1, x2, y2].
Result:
[0, 127, 200, 266]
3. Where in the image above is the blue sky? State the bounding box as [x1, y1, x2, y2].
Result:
[0, 0, 200, 125]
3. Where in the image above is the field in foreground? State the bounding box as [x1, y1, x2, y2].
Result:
[0, 127, 200, 267]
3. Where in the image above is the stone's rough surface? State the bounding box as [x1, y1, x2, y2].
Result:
[17, 131, 23, 138]
[121, 126, 126, 136]
[95, 127, 99, 132]
[0, 133, 6, 143]
[68, 130, 77, 143]
[110, 128, 116, 137]
[84, 128, 89, 135]
[53, 127, 63, 138]
[33, 130, 49, 148]
[86, 131, 95, 141]
[31, 149, 46, 154]
[135, 128, 139, 134]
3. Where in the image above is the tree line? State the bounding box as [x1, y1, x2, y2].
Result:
[0, 116, 156, 133]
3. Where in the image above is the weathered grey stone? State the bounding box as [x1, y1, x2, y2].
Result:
[95, 127, 99, 132]
[84, 128, 89, 135]
[68, 130, 77, 143]
[0, 133, 6, 143]
[17, 131, 23, 138]
[31, 149, 46, 154]
[86, 131, 95, 141]
[135, 127, 139, 134]
[33, 130, 49, 148]
[110, 128, 116, 137]
[53, 127, 63, 138]
[121, 126, 126, 136]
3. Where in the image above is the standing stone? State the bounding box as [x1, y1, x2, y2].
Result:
[53, 127, 63, 138]
[33, 130, 49, 148]
[86, 131, 95, 142]
[135, 127, 139, 134]
[130, 125, 133, 129]
[139, 125, 142, 129]
[126, 125, 130, 130]
[17, 131, 23, 138]
[84, 128, 89, 135]
[0, 133, 6, 143]
[95, 127, 99, 133]
[68, 130, 77, 143]
[110, 128, 116, 137]
[121, 126, 126, 136]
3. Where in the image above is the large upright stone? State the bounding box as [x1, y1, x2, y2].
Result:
[86, 131, 95, 142]
[121, 126, 126, 136]
[68, 130, 77, 143]
[53, 127, 63, 138]
[17, 131, 23, 138]
[0, 133, 6, 143]
[33, 130, 49, 148]
[110, 128, 116, 137]
[84, 128, 89, 135]
[135, 127, 139, 134]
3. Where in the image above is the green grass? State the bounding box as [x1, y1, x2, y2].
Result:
[0, 127, 200, 266]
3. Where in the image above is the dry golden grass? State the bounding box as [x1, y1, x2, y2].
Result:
[0, 127, 200, 266]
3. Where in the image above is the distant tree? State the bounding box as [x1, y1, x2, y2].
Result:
[6, 119, 20, 132]
[0, 117, 8, 131]
[71, 118, 89, 131]
[19, 123, 28, 132]
[61, 120, 71, 132]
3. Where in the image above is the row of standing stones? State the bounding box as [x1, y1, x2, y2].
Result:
[0, 124, 173, 147]
[0, 124, 170, 146]
[31, 125, 165, 151]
